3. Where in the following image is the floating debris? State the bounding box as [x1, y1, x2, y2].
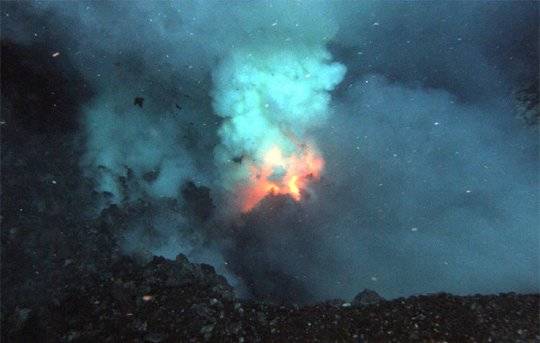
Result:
[142, 295, 154, 302]
[134, 97, 144, 108]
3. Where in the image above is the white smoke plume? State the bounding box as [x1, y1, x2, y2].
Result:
[212, 45, 346, 211]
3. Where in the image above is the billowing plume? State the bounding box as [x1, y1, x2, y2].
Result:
[212, 46, 346, 211]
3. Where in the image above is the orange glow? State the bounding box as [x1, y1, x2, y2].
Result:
[240, 144, 324, 212]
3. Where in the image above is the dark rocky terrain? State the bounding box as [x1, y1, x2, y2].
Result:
[2, 245, 540, 342]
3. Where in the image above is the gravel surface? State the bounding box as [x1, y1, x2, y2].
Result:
[3, 250, 539, 342]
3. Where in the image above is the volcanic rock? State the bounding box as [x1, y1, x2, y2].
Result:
[352, 289, 384, 307]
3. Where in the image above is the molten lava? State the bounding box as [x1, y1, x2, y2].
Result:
[241, 144, 324, 212]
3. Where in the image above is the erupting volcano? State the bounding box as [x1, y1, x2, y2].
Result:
[211, 46, 346, 214]
[241, 143, 324, 212]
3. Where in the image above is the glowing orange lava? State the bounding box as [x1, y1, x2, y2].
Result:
[241, 144, 324, 212]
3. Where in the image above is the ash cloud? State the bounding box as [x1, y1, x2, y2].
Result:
[3, 1, 538, 302]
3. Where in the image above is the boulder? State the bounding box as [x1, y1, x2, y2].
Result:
[352, 289, 384, 307]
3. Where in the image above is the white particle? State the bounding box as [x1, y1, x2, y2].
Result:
[411, 227, 418, 232]
[342, 303, 351, 308]
[466, 190, 471, 193]
[264, 103, 270, 108]
[373, 22, 380, 26]
[51, 180, 57, 185]
[371, 276, 378, 282]
[271, 21, 278, 27]
[434, 121, 440, 126]
[305, 73, 311, 78]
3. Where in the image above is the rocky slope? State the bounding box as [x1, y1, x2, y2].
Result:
[3, 249, 539, 342]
